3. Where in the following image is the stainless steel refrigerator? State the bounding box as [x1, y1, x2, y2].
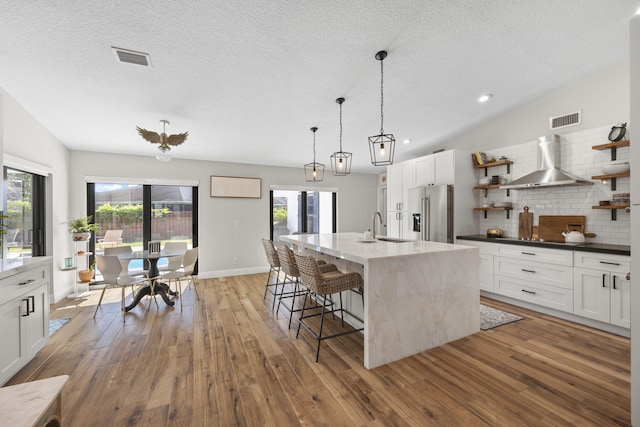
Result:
[407, 185, 453, 243]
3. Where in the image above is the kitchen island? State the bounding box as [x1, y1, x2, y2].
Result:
[280, 232, 479, 369]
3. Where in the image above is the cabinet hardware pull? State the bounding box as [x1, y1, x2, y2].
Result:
[627, 273, 631, 280]
[18, 279, 35, 286]
[521, 289, 536, 295]
[21, 298, 30, 317]
[602, 273, 607, 288]
[612, 275, 617, 290]
[599, 261, 620, 266]
[521, 269, 536, 273]
[521, 252, 536, 256]
[29, 295, 35, 314]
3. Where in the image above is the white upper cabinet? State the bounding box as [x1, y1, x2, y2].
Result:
[415, 150, 455, 186]
[387, 160, 416, 212]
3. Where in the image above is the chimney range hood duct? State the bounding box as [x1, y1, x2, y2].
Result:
[500, 135, 593, 189]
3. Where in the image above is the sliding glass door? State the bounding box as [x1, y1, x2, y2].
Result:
[88, 182, 197, 252]
[270, 189, 336, 242]
[3, 167, 46, 258]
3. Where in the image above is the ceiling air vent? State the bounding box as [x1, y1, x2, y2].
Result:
[112, 47, 151, 67]
[549, 110, 581, 130]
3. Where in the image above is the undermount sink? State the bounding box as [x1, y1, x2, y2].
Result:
[376, 237, 412, 243]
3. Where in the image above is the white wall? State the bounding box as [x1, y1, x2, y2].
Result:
[432, 59, 630, 154]
[68, 151, 378, 279]
[629, 15, 639, 427]
[1, 88, 71, 303]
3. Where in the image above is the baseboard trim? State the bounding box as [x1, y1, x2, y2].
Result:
[197, 266, 269, 279]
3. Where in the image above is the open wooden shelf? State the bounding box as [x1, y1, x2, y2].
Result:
[591, 171, 630, 180]
[592, 204, 630, 221]
[591, 204, 630, 210]
[591, 140, 630, 150]
[474, 206, 513, 219]
[473, 160, 513, 169]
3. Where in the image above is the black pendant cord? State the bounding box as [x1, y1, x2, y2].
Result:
[379, 57, 384, 134]
[311, 127, 318, 168]
[339, 101, 343, 152]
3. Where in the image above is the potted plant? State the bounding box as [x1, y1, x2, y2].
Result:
[68, 215, 100, 241]
[78, 259, 95, 282]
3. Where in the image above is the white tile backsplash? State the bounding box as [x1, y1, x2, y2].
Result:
[475, 125, 630, 245]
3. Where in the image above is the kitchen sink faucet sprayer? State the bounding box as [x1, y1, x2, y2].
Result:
[372, 212, 383, 239]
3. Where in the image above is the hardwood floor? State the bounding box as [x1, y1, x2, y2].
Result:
[7, 274, 631, 426]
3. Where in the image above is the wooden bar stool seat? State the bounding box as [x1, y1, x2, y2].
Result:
[274, 242, 337, 329]
[294, 253, 364, 362]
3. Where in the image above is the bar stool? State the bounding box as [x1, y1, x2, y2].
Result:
[294, 253, 364, 362]
[274, 242, 337, 329]
[261, 239, 282, 309]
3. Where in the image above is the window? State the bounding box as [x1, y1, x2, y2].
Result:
[87, 182, 198, 271]
[270, 189, 336, 242]
[3, 167, 46, 258]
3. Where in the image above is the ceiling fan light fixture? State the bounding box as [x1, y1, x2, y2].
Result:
[155, 146, 172, 162]
[368, 50, 395, 166]
[304, 127, 325, 182]
[330, 97, 352, 176]
[137, 119, 188, 162]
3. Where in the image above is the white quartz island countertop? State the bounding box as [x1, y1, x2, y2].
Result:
[0, 256, 52, 280]
[281, 232, 480, 369]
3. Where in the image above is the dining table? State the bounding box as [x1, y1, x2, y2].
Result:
[117, 249, 185, 311]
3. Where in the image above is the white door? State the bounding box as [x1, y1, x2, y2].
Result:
[0, 298, 27, 385]
[610, 273, 631, 328]
[573, 267, 610, 323]
[25, 284, 49, 356]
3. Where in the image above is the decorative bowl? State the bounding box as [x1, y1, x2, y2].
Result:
[478, 177, 491, 185]
[602, 162, 630, 175]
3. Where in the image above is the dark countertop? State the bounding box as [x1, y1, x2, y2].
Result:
[456, 235, 630, 256]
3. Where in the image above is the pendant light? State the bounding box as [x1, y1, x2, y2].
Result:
[330, 97, 352, 176]
[368, 50, 395, 166]
[304, 127, 325, 182]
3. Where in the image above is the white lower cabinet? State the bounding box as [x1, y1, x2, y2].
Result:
[459, 241, 495, 292]
[573, 253, 631, 328]
[494, 254, 574, 313]
[0, 260, 51, 385]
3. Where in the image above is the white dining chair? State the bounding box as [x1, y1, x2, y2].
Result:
[93, 255, 151, 323]
[160, 247, 199, 311]
[159, 241, 188, 274]
[104, 245, 145, 278]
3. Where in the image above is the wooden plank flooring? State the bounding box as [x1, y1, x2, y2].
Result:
[6, 274, 631, 426]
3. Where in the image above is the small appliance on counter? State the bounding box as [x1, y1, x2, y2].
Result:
[486, 228, 503, 238]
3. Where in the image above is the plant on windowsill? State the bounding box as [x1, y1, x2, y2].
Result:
[78, 259, 95, 283]
[68, 215, 100, 241]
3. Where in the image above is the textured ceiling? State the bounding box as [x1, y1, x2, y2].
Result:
[0, 1, 637, 173]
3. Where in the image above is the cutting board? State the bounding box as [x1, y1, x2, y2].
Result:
[538, 215, 586, 243]
[518, 206, 533, 240]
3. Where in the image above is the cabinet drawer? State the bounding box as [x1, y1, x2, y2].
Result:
[495, 245, 573, 266]
[573, 252, 630, 274]
[494, 276, 573, 313]
[494, 257, 573, 290]
[0, 266, 48, 306]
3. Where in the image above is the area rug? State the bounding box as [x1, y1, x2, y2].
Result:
[480, 304, 523, 330]
[49, 318, 70, 336]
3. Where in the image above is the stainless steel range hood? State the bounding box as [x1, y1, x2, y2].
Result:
[500, 135, 593, 189]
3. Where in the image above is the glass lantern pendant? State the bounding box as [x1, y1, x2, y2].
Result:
[330, 97, 352, 176]
[304, 127, 325, 182]
[368, 50, 395, 166]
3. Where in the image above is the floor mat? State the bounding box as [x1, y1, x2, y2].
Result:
[480, 304, 523, 330]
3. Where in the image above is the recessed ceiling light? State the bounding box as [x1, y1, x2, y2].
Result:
[403, 139, 412, 144]
[477, 93, 493, 103]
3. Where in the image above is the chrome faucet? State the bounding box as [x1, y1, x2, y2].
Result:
[372, 211, 383, 239]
